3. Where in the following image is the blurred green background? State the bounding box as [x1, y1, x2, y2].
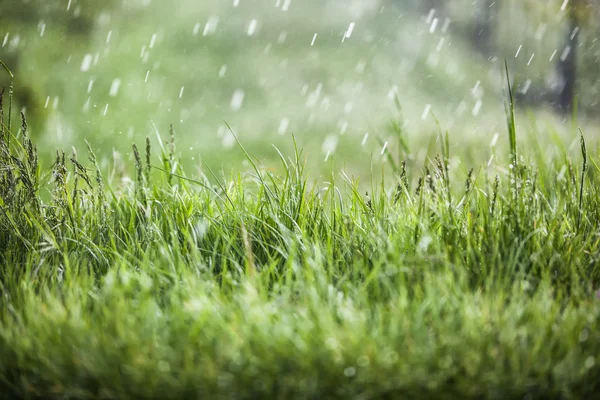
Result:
[1, 0, 599, 180]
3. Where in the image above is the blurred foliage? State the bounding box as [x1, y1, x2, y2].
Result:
[439, 0, 600, 113]
[0, 0, 599, 172]
[0, 0, 121, 134]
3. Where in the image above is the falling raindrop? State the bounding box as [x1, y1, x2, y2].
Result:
[560, 46, 571, 62]
[535, 23, 547, 41]
[231, 89, 245, 110]
[80, 54, 93, 72]
[203, 17, 219, 36]
[149, 33, 157, 49]
[320, 96, 330, 111]
[345, 22, 356, 38]
[520, 79, 532, 95]
[490, 133, 499, 147]
[361, 133, 369, 146]
[278, 118, 290, 135]
[83, 97, 90, 112]
[277, 31, 287, 44]
[515, 45, 522, 58]
[109, 79, 121, 97]
[344, 102, 353, 114]
[380, 141, 389, 155]
[429, 18, 439, 33]
[338, 120, 348, 135]
[441, 18, 451, 33]
[472, 100, 482, 116]
[322, 134, 338, 158]
[426, 9, 435, 24]
[471, 81, 481, 96]
[421, 104, 432, 120]
[247, 19, 258, 36]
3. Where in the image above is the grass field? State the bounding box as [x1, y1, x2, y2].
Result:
[2, 57, 600, 398]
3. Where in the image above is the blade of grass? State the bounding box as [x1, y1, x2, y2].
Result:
[0, 60, 14, 138]
[504, 60, 517, 171]
[577, 129, 587, 231]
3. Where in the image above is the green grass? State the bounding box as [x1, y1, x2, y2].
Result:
[2, 63, 600, 399]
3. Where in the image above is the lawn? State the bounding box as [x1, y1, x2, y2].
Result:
[1, 58, 600, 398]
[2, 1, 600, 398]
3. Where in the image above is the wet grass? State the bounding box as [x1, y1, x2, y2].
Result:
[1, 64, 600, 399]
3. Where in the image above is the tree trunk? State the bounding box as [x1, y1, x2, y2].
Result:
[472, 0, 498, 56]
[556, 4, 580, 114]
[418, 0, 444, 16]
